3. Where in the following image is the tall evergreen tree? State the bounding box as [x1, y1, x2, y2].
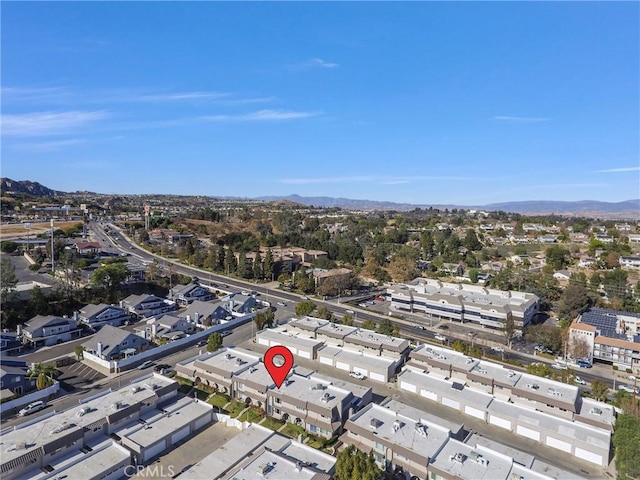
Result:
[263, 248, 275, 281]
[253, 249, 263, 280]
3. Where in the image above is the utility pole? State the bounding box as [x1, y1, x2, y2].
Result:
[50, 219, 55, 274]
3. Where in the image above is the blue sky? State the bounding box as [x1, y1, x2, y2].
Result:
[2, 2, 638, 205]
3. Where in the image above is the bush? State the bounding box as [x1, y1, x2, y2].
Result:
[29, 263, 42, 271]
[0, 241, 18, 253]
[613, 366, 619, 370]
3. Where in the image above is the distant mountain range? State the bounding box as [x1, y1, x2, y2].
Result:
[258, 195, 640, 218]
[0, 178, 66, 197]
[2, 178, 637, 218]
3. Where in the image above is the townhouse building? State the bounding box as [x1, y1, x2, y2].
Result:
[21, 315, 81, 348]
[169, 282, 215, 306]
[77, 303, 130, 330]
[120, 294, 176, 318]
[0, 374, 179, 480]
[619, 255, 640, 269]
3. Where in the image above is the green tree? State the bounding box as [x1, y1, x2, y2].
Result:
[377, 318, 394, 336]
[613, 414, 640, 480]
[263, 249, 274, 281]
[0, 241, 19, 253]
[253, 249, 263, 280]
[387, 256, 419, 283]
[334, 445, 382, 480]
[463, 229, 483, 251]
[315, 306, 334, 321]
[590, 379, 609, 402]
[502, 317, 516, 345]
[0, 257, 18, 304]
[545, 245, 570, 270]
[237, 251, 253, 279]
[294, 270, 315, 294]
[90, 263, 129, 298]
[556, 284, 592, 322]
[361, 319, 376, 331]
[295, 301, 317, 316]
[342, 314, 354, 326]
[207, 332, 224, 352]
[29, 286, 49, 315]
[468, 268, 479, 284]
[254, 311, 274, 331]
[74, 345, 84, 360]
[29, 362, 57, 390]
[526, 362, 553, 379]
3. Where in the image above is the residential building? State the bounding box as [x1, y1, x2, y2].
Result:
[177, 300, 228, 327]
[77, 303, 130, 330]
[571, 308, 640, 370]
[312, 267, 353, 288]
[120, 294, 176, 318]
[0, 359, 35, 397]
[82, 325, 151, 361]
[169, 282, 214, 306]
[388, 278, 539, 331]
[341, 398, 461, 478]
[569, 232, 589, 244]
[578, 257, 597, 268]
[222, 293, 258, 316]
[553, 270, 571, 282]
[628, 233, 640, 244]
[21, 315, 80, 348]
[135, 314, 195, 341]
[0, 332, 23, 356]
[0, 374, 178, 480]
[74, 241, 102, 255]
[317, 344, 401, 382]
[619, 255, 640, 269]
[177, 424, 336, 480]
[257, 327, 324, 360]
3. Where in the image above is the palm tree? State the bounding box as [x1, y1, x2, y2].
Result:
[29, 362, 57, 390]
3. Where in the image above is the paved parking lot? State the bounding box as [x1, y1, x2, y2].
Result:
[56, 360, 106, 391]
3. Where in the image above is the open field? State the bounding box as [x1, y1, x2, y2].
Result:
[0, 221, 82, 239]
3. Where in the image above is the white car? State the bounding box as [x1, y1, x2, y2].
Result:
[137, 360, 155, 370]
[277, 302, 286, 307]
[18, 401, 46, 416]
[574, 376, 587, 385]
[434, 334, 447, 342]
[618, 385, 637, 394]
[491, 346, 505, 353]
[349, 371, 366, 380]
[551, 363, 568, 370]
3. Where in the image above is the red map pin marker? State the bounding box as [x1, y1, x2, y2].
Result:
[264, 345, 294, 388]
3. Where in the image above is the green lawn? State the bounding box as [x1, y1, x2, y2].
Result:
[207, 393, 231, 408]
[238, 409, 263, 423]
[261, 416, 285, 431]
[226, 400, 247, 418]
[306, 434, 324, 449]
[281, 422, 307, 439]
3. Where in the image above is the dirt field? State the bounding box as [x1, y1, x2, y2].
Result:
[0, 221, 82, 239]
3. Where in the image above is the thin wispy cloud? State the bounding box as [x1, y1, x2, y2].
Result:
[596, 166, 640, 173]
[11, 138, 86, 152]
[307, 58, 339, 69]
[128, 91, 230, 102]
[493, 115, 550, 123]
[199, 109, 322, 123]
[1, 110, 110, 136]
[280, 175, 479, 185]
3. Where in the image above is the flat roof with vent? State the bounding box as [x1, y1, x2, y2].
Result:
[184, 346, 261, 377]
[117, 396, 212, 447]
[268, 372, 350, 410]
[345, 401, 451, 463]
[429, 438, 516, 479]
[410, 344, 479, 373]
[0, 374, 175, 468]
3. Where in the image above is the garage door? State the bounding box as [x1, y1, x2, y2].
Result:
[336, 361, 350, 371]
[354, 367, 368, 377]
[400, 381, 416, 393]
[574, 447, 603, 466]
[171, 426, 190, 445]
[442, 397, 460, 410]
[464, 406, 485, 420]
[488, 415, 511, 430]
[370, 372, 385, 382]
[258, 338, 269, 346]
[545, 436, 571, 453]
[298, 350, 311, 359]
[516, 425, 540, 441]
[319, 356, 333, 366]
[144, 441, 166, 462]
[195, 414, 210, 431]
[420, 389, 437, 401]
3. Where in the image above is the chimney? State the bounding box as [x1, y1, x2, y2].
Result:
[97, 342, 103, 357]
[194, 313, 200, 324]
[151, 323, 158, 336]
[73, 311, 79, 321]
[186, 314, 191, 323]
[16, 324, 22, 336]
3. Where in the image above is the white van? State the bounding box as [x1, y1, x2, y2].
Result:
[18, 401, 46, 416]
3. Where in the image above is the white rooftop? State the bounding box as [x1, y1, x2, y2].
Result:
[411, 344, 480, 372]
[514, 372, 580, 406]
[259, 328, 324, 350]
[318, 344, 400, 373]
[576, 397, 616, 427]
[117, 396, 211, 447]
[430, 438, 515, 480]
[349, 401, 452, 460]
[467, 360, 522, 388]
[186, 347, 260, 376]
[1, 374, 174, 465]
[274, 372, 351, 410]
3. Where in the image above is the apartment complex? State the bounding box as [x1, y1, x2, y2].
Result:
[388, 277, 539, 330]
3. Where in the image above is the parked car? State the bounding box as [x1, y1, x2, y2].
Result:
[345, 309, 355, 314]
[220, 330, 232, 337]
[277, 302, 286, 307]
[552, 363, 568, 370]
[154, 363, 171, 372]
[196, 340, 207, 347]
[434, 334, 447, 342]
[18, 401, 46, 416]
[137, 360, 155, 370]
[437, 324, 449, 330]
[577, 361, 592, 368]
[491, 346, 505, 353]
[349, 371, 366, 380]
[574, 376, 587, 385]
[618, 385, 637, 394]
